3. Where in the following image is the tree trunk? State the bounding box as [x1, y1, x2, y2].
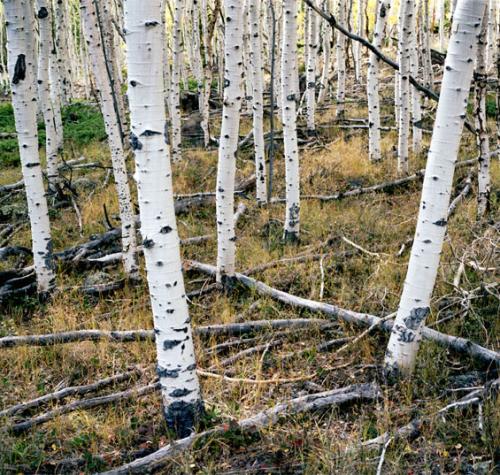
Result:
[80, 0, 138, 279]
[281, 0, 300, 242]
[215, 0, 244, 283]
[475, 7, 491, 219]
[317, 0, 333, 105]
[384, 0, 487, 379]
[248, 0, 267, 204]
[123, 0, 203, 438]
[5, 0, 55, 294]
[170, 0, 184, 161]
[36, 0, 62, 190]
[367, 0, 390, 162]
[335, 0, 346, 118]
[305, 5, 318, 133]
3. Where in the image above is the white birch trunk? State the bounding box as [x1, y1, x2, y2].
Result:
[123, 0, 203, 438]
[170, 0, 183, 161]
[215, 0, 244, 282]
[475, 7, 491, 218]
[384, 0, 487, 379]
[410, 0, 422, 154]
[317, 0, 333, 105]
[397, 0, 412, 175]
[282, 0, 300, 241]
[248, 0, 267, 204]
[335, 0, 346, 118]
[36, 0, 61, 189]
[354, 0, 364, 83]
[5, 0, 55, 294]
[200, 0, 211, 146]
[367, 0, 391, 162]
[305, 5, 318, 133]
[81, 0, 138, 279]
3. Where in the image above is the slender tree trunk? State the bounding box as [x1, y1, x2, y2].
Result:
[123, 0, 203, 438]
[5, 0, 55, 294]
[354, 0, 364, 82]
[317, 0, 332, 105]
[248, 0, 267, 204]
[475, 7, 491, 219]
[305, 5, 318, 133]
[80, 0, 138, 279]
[384, 0, 487, 379]
[36, 0, 62, 190]
[170, 0, 183, 161]
[367, 0, 391, 162]
[215, 0, 244, 283]
[335, 0, 346, 118]
[397, 0, 412, 175]
[282, 0, 300, 242]
[410, 0, 422, 154]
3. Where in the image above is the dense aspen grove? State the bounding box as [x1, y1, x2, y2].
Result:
[0, 0, 498, 473]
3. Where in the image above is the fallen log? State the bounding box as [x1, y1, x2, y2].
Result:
[98, 382, 380, 475]
[0, 367, 144, 418]
[0, 318, 330, 348]
[187, 261, 500, 366]
[272, 159, 476, 203]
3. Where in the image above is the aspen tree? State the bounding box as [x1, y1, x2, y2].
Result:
[248, 0, 268, 204]
[335, 0, 346, 118]
[123, 0, 203, 438]
[170, 0, 183, 161]
[354, 0, 364, 83]
[397, 0, 412, 175]
[80, 0, 138, 278]
[305, 5, 318, 133]
[410, 0, 422, 154]
[475, 7, 491, 218]
[36, 0, 62, 190]
[215, 0, 245, 283]
[384, 0, 487, 379]
[282, 0, 300, 241]
[5, 0, 55, 294]
[317, 0, 333, 106]
[367, 0, 391, 162]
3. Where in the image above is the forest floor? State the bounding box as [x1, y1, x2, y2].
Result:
[0, 89, 499, 474]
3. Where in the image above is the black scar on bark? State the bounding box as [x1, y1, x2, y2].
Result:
[383, 361, 403, 385]
[12, 55, 26, 84]
[169, 388, 193, 398]
[145, 21, 159, 27]
[37, 7, 49, 19]
[160, 225, 172, 234]
[403, 307, 429, 330]
[143, 238, 154, 249]
[164, 399, 205, 439]
[433, 219, 447, 227]
[130, 132, 142, 150]
[163, 339, 184, 350]
[140, 129, 162, 137]
[157, 366, 179, 378]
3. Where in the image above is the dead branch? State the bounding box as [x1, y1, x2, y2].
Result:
[187, 261, 500, 366]
[98, 382, 380, 475]
[0, 367, 144, 418]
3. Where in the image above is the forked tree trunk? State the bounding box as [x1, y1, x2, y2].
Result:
[123, 0, 203, 438]
[282, 0, 300, 242]
[475, 8, 491, 219]
[36, 0, 62, 190]
[367, 0, 391, 162]
[5, 0, 55, 294]
[80, 0, 138, 279]
[384, 0, 487, 379]
[170, 0, 183, 161]
[305, 5, 318, 133]
[215, 0, 244, 283]
[248, 0, 267, 204]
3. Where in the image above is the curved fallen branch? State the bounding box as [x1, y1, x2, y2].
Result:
[98, 382, 380, 475]
[187, 261, 500, 366]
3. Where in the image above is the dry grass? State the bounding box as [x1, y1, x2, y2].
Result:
[0, 97, 498, 474]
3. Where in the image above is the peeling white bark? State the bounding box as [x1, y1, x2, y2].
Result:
[215, 0, 244, 282]
[384, 0, 487, 378]
[5, 0, 55, 293]
[281, 0, 300, 241]
[123, 0, 203, 438]
[81, 0, 138, 278]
